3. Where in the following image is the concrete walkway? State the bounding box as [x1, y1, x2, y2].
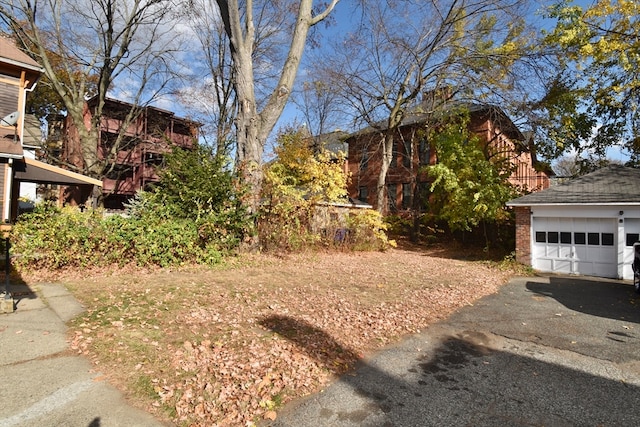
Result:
[0, 283, 166, 427]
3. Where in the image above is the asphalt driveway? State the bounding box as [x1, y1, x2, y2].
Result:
[264, 275, 640, 427]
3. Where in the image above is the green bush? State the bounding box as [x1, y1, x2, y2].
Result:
[10, 204, 106, 268]
[9, 144, 252, 270]
[384, 214, 412, 235]
[9, 202, 231, 270]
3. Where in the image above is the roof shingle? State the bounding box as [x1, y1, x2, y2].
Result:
[507, 165, 640, 206]
[0, 36, 41, 71]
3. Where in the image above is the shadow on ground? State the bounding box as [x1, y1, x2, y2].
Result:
[259, 313, 640, 426]
[527, 276, 640, 324]
[392, 238, 509, 262]
[1, 257, 33, 312]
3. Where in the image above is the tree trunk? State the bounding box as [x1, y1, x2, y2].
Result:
[375, 106, 405, 214]
[216, 0, 339, 247]
[376, 132, 393, 214]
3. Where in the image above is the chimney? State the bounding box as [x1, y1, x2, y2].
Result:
[422, 86, 454, 110]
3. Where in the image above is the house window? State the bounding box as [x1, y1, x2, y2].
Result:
[574, 232, 586, 245]
[417, 181, 430, 211]
[358, 186, 368, 202]
[626, 234, 640, 246]
[402, 183, 412, 209]
[547, 232, 559, 244]
[601, 233, 614, 246]
[560, 232, 572, 244]
[402, 140, 411, 168]
[419, 138, 430, 165]
[387, 183, 397, 212]
[588, 233, 600, 245]
[360, 149, 369, 171]
[535, 232, 546, 243]
[145, 152, 164, 166]
[390, 141, 398, 169]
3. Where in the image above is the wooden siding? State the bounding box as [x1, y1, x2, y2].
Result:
[0, 79, 19, 120]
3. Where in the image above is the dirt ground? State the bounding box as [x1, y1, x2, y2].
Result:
[24, 243, 522, 426]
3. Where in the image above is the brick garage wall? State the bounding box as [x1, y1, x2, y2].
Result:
[514, 206, 531, 265]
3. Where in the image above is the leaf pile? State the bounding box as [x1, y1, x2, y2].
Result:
[57, 247, 516, 426]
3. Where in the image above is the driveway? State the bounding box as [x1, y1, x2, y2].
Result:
[265, 275, 640, 426]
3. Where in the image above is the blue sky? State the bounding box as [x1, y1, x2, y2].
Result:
[274, 0, 629, 164]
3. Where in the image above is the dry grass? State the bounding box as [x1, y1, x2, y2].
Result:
[24, 245, 521, 426]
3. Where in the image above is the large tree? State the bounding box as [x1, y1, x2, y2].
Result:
[319, 0, 534, 213]
[214, 0, 339, 225]
[543, 0, 640, 161]
[179, 0, 293, 157]
[0, 0, 183, 187]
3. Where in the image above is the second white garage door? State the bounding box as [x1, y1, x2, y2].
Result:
[532, 217, 617, 278]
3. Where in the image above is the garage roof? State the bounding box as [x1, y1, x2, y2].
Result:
[507, 165, 640, 206]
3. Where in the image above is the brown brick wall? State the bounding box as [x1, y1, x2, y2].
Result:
[514, 206, 531, 265]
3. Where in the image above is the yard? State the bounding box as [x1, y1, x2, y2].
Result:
[29, 244, 522, 426]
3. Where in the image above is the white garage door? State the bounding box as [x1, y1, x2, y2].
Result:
[532, 217, 617, 278]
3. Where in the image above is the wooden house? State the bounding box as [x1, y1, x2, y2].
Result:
[0, 37, 102, 225]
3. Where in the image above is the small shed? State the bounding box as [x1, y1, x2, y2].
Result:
[311, 198, 373, 241]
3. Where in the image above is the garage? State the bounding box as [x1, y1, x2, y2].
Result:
[508, 165, 640, 280]
[531, 217, 617, 278]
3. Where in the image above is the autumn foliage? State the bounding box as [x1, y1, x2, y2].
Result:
[259, 127, 393, 252]
[62, 248, 516, 426]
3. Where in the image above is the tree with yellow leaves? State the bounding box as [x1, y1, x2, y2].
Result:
[259, 127, 348, 250]
[544, 0, 640, 160]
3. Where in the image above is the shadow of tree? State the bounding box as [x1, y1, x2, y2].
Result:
[258, 315, 363, 376]
[393, 239, 508, 262]
[259, 313, 640, 427]
[527, 276, 640, 324]
[1, 238, 32, 312]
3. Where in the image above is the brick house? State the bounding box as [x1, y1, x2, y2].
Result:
[58, 97, 200, 209]
[346, 102, 551, 215]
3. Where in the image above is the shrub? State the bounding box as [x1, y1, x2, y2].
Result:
[259, 127, 343, 251]
[10, 203, 228, 270]
[347, 209, 396, 251]
[259, 127, 395, 252]
[384, 214, 412, 235]
[9, 144, 251, 270]
[10, 203, 107, 268]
